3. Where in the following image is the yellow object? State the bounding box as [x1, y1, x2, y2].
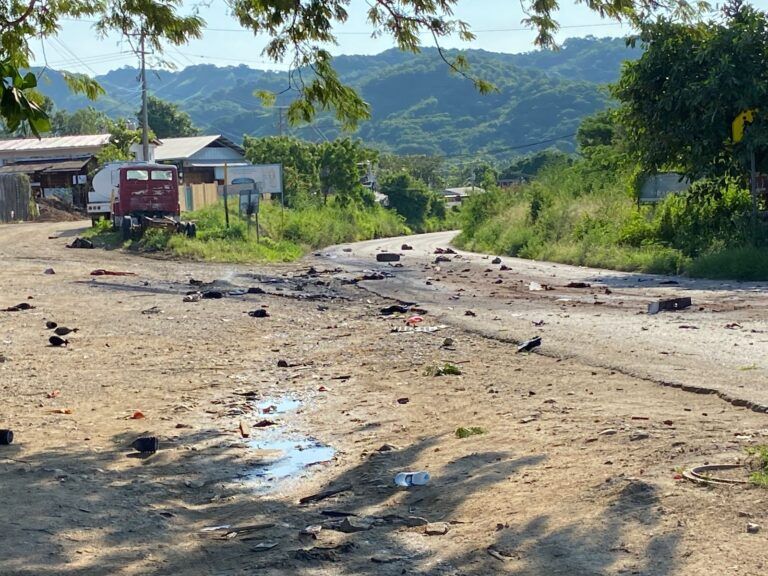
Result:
[732, 109, 757, 143]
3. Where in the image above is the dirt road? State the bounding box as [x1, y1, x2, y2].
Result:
[1, 221, 767, 576]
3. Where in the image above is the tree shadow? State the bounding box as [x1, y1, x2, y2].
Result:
[0, 429, 679, 576]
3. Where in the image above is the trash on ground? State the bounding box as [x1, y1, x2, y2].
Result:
[320, 510, 358, 518]
[500, 264, 510, 271]
[183, 293, 202, 303]
[49, 408, 73, 414]
[0, 429, 13, 445]
[239, 420, 251, 438]
[376, 253, 400, 262]
[434, 255, 451, 263]
[67, 238, 93, 249]
[401, 244, 413, 250]
[405, 315, 423, 326]
[130, 436, 159, 453]
[517, 336, 542, 353]
[90, 269, 136, 276]
[294, 542, 355, 562]
[141, 306, 162, 315]
[394, 471, 430, 487]
[2, 303, 35, 312]
[528, 281, 544, 291]
[325, 516, 375, 533]
[629, 430, 650, 441]
[130, 411, 145, 420]
[277, 359, 289, 368]
[248, 309, 270, 318]
[380, 304, 411, 315]
[425, 522, 450, 535]
[425, 363, 462, 376]
[360, 272, 385, 281]
[299, 484, 353, 505]
[43, 268, 55, 275]
[456, 426, 486, 438]
[202, 290, 224, 299]
[46, 390, 60, 399]
[253, 419, 277, 428]
[566, 282, 591, 288]
[725, 322, 742, 329]
[434, 247, 456, 254]
[53, 326, 78, 336]
[647, 297, 692, 315]
[442, 337, 455, 348]
[396, 397, 410, 404]
[49, 335, 68, 347]
[491, 257, 502, 264]
[45, 321, 57, 329]
[464, 310, 476, 316]
[747, 523, 761, 534]
[532, 320, 545, 326]
[391, 324, 446, 333]
[682, 463, 750, 485]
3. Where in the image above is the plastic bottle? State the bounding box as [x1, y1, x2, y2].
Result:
[394, 471, 430, 487]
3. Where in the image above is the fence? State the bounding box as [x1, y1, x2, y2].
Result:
[0, 174, 31, 222]
[180, 183, 219, 212]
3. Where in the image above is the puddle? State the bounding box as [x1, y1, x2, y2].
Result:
[255, 396, 301, 414]
[249, 435, 335, 485]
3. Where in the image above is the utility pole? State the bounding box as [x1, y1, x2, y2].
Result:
[139, 28, 149, 162]
[275, 106, 288, 137]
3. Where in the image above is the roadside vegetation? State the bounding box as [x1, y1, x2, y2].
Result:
[458, 2, 768, 281]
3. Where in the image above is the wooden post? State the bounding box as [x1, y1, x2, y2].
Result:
[223, 162, 230, 229]
[751, 147, 759, 230]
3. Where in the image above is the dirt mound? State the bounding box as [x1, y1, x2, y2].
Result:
[36, 197, 86, 222]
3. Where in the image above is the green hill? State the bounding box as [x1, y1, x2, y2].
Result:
[34, 37, 639, 157]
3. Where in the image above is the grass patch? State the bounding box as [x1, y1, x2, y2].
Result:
[424, 363, 462, 376]
[688, 247, 768, 281]
[746, 445, 768, 487]
[455, 426, 486, 439]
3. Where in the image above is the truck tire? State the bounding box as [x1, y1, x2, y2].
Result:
[121, 217, 132, 241]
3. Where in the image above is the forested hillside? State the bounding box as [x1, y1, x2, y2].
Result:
[34, 37, 639, 157]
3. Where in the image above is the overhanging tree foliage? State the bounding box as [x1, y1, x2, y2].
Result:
[145, 95, 199, 138]
[2, 0, 707, 135]
[614, 0, 768, 183]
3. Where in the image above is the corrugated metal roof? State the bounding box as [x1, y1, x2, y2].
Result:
[0, 158, 91, 174]
[0, 134, 111, 152]
[155, 135, 244, 161]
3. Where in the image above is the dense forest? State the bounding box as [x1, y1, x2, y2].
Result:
[33, 37, 639, 157]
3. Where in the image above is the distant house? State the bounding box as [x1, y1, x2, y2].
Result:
[442, 186, 485, 208]
[0, 134, 111, 207]
[154, 135, 246, 184]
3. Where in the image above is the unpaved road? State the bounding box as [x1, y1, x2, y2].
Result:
[1, 221, 767, 576]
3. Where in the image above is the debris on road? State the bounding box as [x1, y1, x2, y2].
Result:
[565, 282, 591, 288]
[48, 335, 68, 347]
[397, 397, 410, 404]
[90, 269, 136, 276]
[253, 419, 276, 428]
[183, 293, 202, 302]
[456, 426, 485, 438]
[425, 522, 450, 535]
[202, 290, 224, 299]
[517, 336, 542, 353]
[130, 411, 145, 420]
[426, 363, 462, 376]
[434, 247, 456, 254]
[376, 253, 401, 262]
[2, 303, 35, 312]
[630, 430, 650, 441]
[53, 326, 78, 336]
[434, 255, 452, 263]
[67, 237, 93, 249]
[747, 523, 761, 534]
[528, 281, 544, 291]
[442, 337, 455, 348]
[394, 471, 430, 487]
[0, 429, 13, 445]
[45, 321, 57, 329]
[401, 244, 413, 250]
[248, 309, 270, 318]
[391, 325, 445, 333]
[464, 310, 476, 317]
[141, 306, 162, 315]
[130, 436, 159, 453]
[405, 315, 424, 326]
[491, 257, 502, 264]
[299, 484, 353, 505]
[647, 297, 692, 315]
[239, 420, 251, 438]
[380, 304, 410, 315]
[43, 268, 55, 275]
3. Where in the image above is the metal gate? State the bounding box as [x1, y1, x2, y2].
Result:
[0, 174, 31, 222]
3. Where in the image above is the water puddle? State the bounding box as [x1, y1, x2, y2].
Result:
[243, 395, 335, 490]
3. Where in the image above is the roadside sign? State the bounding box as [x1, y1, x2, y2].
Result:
[225, 164, 283, 194]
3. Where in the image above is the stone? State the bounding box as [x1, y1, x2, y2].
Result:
[630, 430, 650, 441]
[425, 522, 450, 535]
[747, 523, 761, 534]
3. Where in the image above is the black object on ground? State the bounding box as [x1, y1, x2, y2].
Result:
[491, 257, 502, 264]
[648, 297, 692, 315]
[376, 253, 401, 262]
[517, 336, 542, 353]
[49, 335, 68, 347]
[248, 309, 270, 318]
[45, 321, 57, 330]
[401, 244, 413, 250]
[277, 359, 289, 368]
[54, 327, 78, 336]
[0, 430, 13, 445]
[130, 436, 159, 453]
[565, 282, 591, 288]
[202, 290, 224, 299]
[2, 303, 35, 312]
[380, 304, 410, 315]
[435, 255, 452, 263]
[247, 287, 265, 294]
[67, 238, 94, 249]
[299, 484, 353, 505]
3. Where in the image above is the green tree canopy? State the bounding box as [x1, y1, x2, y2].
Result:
[145, 95, 199, 139]
[614, 0, 768, 182]
[51, 106, 111, 136]
[1, 0, 706, 136]
[381, 172, 442, 228]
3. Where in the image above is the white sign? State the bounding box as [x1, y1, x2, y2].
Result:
[639, 173, 689, 203]
[224, 164, 283, 194]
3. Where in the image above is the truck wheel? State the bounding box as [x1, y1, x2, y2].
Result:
[186, 222, 197, 238]
[120, 217, 132, 241]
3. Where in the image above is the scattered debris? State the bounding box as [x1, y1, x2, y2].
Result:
[299, 484, 353, 505]
[747, 523, 761, 534]
[425, 522, 450, 535]
[380, 304, 410, 315]
[425, 363, 462, 376]
[405, 315, 424, 326]
[48, 335, 68, 347]
[66, 237, 93, 249]
[377, 443, 399, 452]
[630, 430, 650, 441]
[326, 516, 375, 533]
[532, 320, 545, 327]
[394, 471, 430, 486]
[90, 269, 136, 276]
[598, 429, 618, 436]
[130, 436, 159, 453]
[45, 321, 57, 329]
[43, 268, 55, 275]
[725, 323, 742, 329]
[464, 310, 476, 317]
[491, 257, 502, 264]
[2, 303, 35, 312]
[46, 390, 60, 399]
[391, 325, 446, 333]
[202, 290, 224, 299]
[442, 337, 455, 348]
[517, 336, 541, 353]
[397, 397, 410, 405]
[401, 244, 413, 250]
[49, 408, 73, 414]
[500, 264, 510, 271]
[183, 293, 202, 303]
[376, 253, 400, 262]
[53, 326, 78, 336]
[130, 411, 145, 420]
[253, 419, 276, 428]
[683, 464, 750, 485]
[566, 282, 591, 288]
[360, 272, 385, 281]
[277, 359, 289, 368]
[294, 542, 355, 562]
[528, 281, 544, 291]
[648, 297, 692, 315]
[456, 426, 486, 438]
[0, 429, 13, 445]
[248, 309, 270, 318]
[520, 416, 538, 424]
[321, 510, 358, 518]
[678, 325, 698, 330]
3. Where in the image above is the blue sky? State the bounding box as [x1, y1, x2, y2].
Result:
[33, 0, 634, 75]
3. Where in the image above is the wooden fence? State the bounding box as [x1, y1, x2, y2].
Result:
[180, 183, 219, 212]
[0, 174, 31, 223]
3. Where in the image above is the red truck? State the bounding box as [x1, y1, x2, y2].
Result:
[88, 163, 195, 240]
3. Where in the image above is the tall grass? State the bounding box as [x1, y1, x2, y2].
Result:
[456, 160, 767, 280]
